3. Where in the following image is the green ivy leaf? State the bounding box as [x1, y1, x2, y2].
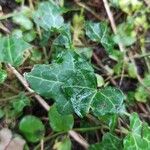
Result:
[0, 36, 30, 67]
[19, 115, 45, 143]
[85, 21, 114, 53]
[135, 74, 150, 102]
[0, 69, 7, 84]
[75, 47, 93, 60]
[142, 123, 150, 148]
[23, 31, 36, 42]
[52, 24, 73, 58]
[11, 93, 30, 113]
[25, 51, 125, 117]
[26, 51, 95, 98]
[52, 24, 73, 50]
[128, 63, 137, 78]
[33, 1, 64, 31]
[48, 105, 74, 132]
[123, 113, 150, 150]
[91, 87, 125, 117]
[119, 0, 143, 14]
[89, 133, 122, 150]
[25, 51, 96, 117]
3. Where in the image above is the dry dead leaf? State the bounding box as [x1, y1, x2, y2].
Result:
[6, 137, 26, 150]
[0, 128, 26, 150]
[0, 128, 12, 150]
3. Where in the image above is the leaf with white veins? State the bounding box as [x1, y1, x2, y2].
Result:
[85, 21, 114, 54]
[25, 51, 125, 117]
[0, 36, 30, 67]
[124, 113, 150, 150]
[33, 1, 64, 31]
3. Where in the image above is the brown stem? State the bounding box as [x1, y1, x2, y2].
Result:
[76, 2, 103, 21]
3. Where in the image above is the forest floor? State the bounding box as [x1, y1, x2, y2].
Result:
[0, 0, 150, 150]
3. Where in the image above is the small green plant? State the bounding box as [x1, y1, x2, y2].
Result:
[0, 0, 150, 149]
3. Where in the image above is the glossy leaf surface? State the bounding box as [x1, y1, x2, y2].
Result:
[25, 51, 125, 117]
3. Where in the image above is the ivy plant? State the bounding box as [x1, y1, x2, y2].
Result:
[25, 51, 125, 117]
[0, 0, 150, 149]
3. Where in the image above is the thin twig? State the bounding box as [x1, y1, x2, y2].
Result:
[0, 13, 16, 20]
[102, 0, 128, 86]
[69, 130, 89, 149]
[102, 0, 117, 34]
[34, 132, 66, 150]
[139, 113, 150, 119]
[137, 103, 148, 114]
[131, 52, 150, 59]
[34, 124, 128, 150]
[141, 47, 150, 72]
[36, 26, 48, 60]
[28, 0, 48, 61]
[0, 23, 10, 33]
[76, 2, 103, 21]
[146, 104, 150, 112]
[28, 0, 34, 9]
[129, 49, 150, 73]
[119, 60, 126, 86]
[144, 0, 150, 7]
[102, 0, 125, 53]
[40, 139, 44, 150]
[93, 53, 118, 86]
